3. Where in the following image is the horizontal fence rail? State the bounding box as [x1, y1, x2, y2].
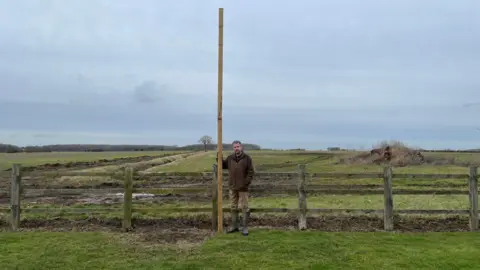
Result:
[0, 207, 469, 215]
[0, 163, 479, 232]
[0, 171, 470, 179]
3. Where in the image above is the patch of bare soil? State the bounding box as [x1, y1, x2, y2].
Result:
[147, 151, 210, 169]
[8, 192, 210, 205]
[0, 214, 470, 236]
[132, 228, 215, 245]
[128, 152, 198, 172]
[3, 155, 171, 172]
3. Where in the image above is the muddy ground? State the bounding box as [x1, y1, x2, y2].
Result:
[6, 172, 468, 190]
[0, 183, 469, 205]
[0, 151, 474, 242]
[3, 154, 171, 172]
[0, 182, 473, 244]
[0, 174, 293, 189]
[0, 215, 472, 244]
[0, 171, 470, 205]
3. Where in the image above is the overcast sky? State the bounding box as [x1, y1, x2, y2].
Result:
[1, 0, 479, 150]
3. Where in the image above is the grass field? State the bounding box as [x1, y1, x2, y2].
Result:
[71, 152, 195, 173]
[9, 193, 470, 221]
[147, 150, 477, 174]
[2, 149, 477, 173]
[2, 149, 480, 269]
[1, 149, 478, 220]
[1, 230, 480, 269]
[0, 151, 186, 170]
[148, 150, 321, 172]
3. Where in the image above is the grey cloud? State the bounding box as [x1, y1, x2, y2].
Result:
[463, 102, 480, 108]
[0, 0, 479, 149]
[133, 81, 165, 104]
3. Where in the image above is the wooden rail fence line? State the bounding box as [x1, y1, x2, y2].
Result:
[1, 164, 479, 232]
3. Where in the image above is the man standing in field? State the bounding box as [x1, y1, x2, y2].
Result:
[217, 140, 255, 236]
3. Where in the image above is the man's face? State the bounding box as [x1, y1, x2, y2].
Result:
[233, 143, 242, 153]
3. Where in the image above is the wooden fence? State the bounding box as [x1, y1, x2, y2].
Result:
[1, 164, 479, 232]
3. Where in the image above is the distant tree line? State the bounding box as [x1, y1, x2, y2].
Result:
[3, 142, 476, 154]
[419, 149, 480, 153]
[0, 143, 262, 153]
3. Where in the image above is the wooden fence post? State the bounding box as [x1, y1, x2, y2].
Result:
[297, 164, 307, 230]
[468, 166, 478, 231]
[10, 164, 21, 231]
[212, 164, 219, 231]
[122, 166, 134, 232]
[383, 165, 394, 231]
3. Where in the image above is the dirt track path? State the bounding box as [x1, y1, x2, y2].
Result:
[142, 151, 212, 173]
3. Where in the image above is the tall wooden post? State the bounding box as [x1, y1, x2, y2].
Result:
[216, 7, 224, 233]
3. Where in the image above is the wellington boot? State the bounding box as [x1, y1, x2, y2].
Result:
[227, 211, 239, 233]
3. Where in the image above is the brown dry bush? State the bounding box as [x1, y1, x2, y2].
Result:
[336, 140, 472, 167]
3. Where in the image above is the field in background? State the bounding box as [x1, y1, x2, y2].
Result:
[2, 149, 479, 172]
[0, 150, 188, 171]
[2, 149, 480, 269]
[1, 149, 479, 222]
[154, 150, 479, 173]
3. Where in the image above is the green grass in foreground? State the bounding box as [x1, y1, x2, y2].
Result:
[1, 230, 480, 269]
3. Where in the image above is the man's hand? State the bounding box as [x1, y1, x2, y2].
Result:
[216, 152, 228, 170]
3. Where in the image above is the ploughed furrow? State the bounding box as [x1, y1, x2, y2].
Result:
[142, 151, 212, 173]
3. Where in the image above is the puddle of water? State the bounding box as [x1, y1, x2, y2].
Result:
[111, 193, 155, 199]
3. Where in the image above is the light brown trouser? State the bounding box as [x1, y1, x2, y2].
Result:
[229, 189, 249, 212]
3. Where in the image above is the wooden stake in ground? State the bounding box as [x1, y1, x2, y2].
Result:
[216, 7, 224, 233]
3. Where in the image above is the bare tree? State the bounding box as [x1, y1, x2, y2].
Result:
[198, 135, 213, 152]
